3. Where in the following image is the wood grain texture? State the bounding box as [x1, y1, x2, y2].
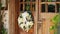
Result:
[9, 0, 16, 34]
[38, 13, 58, 34]
[9, 0, 19, 34]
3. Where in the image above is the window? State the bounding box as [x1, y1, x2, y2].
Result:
[25, 4, 30, 11]
[48, 4, 55, 12]
[39, 0, 60, 13]
[20, 4, 23, 11]
[19, 0, 36, 12]
[41, 4, 45, 12]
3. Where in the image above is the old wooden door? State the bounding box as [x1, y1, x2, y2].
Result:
[9, 0, 60, 34]
[9, 0, 38, 34]
[38, 0, 59, 34]
[18, 0, 38, 34]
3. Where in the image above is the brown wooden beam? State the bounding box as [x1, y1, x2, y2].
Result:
[9, 0, 19, 34]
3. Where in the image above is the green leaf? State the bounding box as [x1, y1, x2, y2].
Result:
[20, 22, 23, 25]
[54, 31, 57, 34]
[1, 26, 7, 34]
[52, 15, 60, 24]
[48, 0, 52, 2]
[50, 26, 55, 30]
[26, 4, 30, 11]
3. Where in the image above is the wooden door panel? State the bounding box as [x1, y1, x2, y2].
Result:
[38, 13, 58, 34]
[19, 26, 34, 34]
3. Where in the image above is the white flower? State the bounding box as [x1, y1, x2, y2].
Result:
[29, 21, 33, 25]
[20, 24, 25, 30]
[29, 15, 31, 18]
[25, 21, 33, 32]
[18, 11, 34, 32]
[18, 17, 23, 24]
[22, 12, 29, 17]
[26, 15, 32, 20]
[25, 22, 30, 32]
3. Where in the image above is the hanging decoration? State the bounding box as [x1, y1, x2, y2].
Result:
[18, 11, 34, 32]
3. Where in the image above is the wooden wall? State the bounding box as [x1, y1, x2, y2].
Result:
[38, 13, 58, 34]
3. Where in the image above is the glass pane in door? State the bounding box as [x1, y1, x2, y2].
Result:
[48, 4, 55, 12]
[41, 4, 45, 12]
[20, 4, 23, 11]
[20, 0, 23, 2]
[25, 4, 30, 11]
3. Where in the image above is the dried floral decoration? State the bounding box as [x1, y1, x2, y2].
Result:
[18, 11, 34, 32]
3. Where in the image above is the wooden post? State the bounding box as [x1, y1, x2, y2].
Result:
[9, 0, 19, 34]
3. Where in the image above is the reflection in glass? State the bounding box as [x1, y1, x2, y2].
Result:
[25, 4, 30, 11]
[48, 4, 55, 12]
[41, 4, 45, 12]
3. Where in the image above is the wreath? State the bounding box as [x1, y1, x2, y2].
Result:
[18, 11, 34, 32]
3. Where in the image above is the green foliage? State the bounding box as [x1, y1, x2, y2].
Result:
[1, 25, 7, 34]
[50, 14, 60, 34]
[48, 0, 52, 2]
[26, 4, 30, 11]
[50, 26, 55, 30]
[52, 15, 60, 24]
